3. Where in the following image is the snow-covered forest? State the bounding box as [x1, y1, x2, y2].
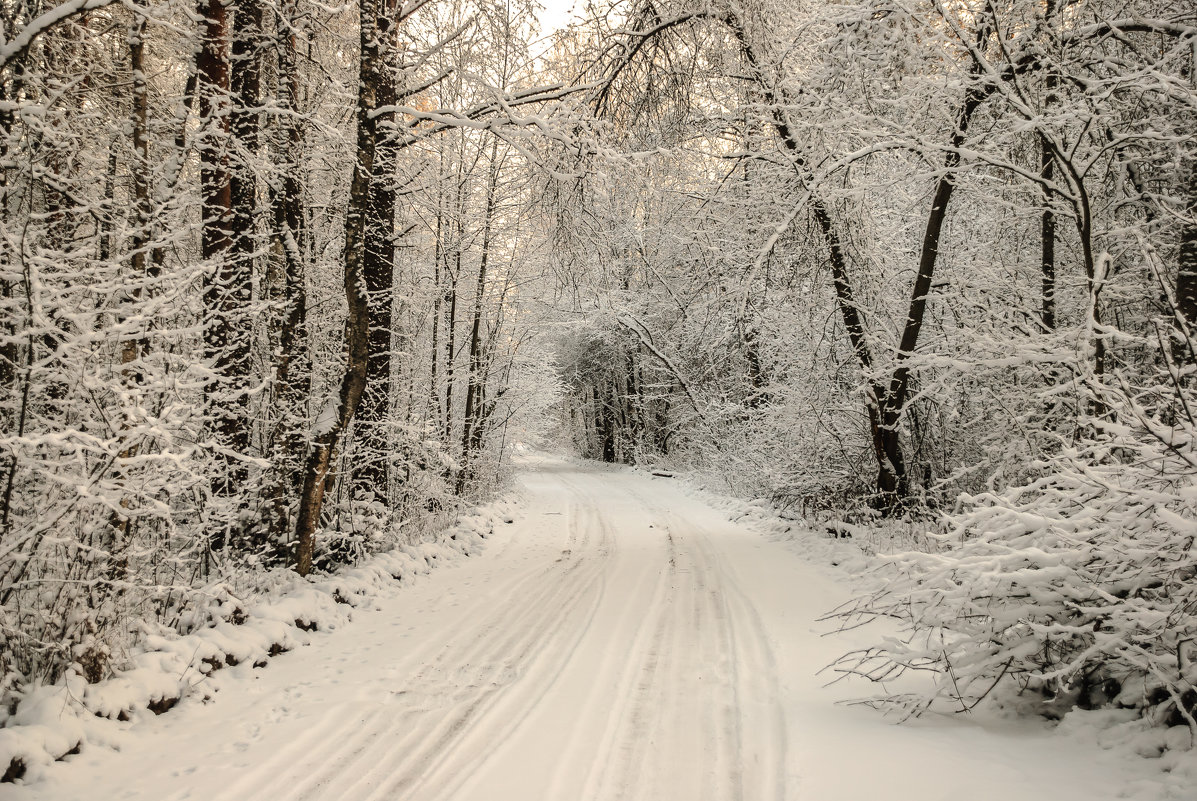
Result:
[1, 0, 1196, 794]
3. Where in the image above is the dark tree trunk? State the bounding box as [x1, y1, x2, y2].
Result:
[444, 267, 459, 443]
[443, 161, 466, 446]
[107, 8, 155, 571]
[150, 68, 198, 272]
[127, 9, 152, 360]
[1039, 0, 1058, 333]
[596, 384, 616, 463]
[429, 168, 444, 425]
[229, 0, 263, 397]
[358, 29, 398, 506]
[293, 0, 381, 576]
[626, 349, 644, 452]
[224, 0, 263, 541]
[1054, 162, 1106, 382]
[265, 0, 309, 551]
[725, 15, 903, 502]
[865, 17, 995, 509]
[726, 9, 997, 507]
[457, 144, 499, 494]
[874, 72, 989, 506]
[198, 0, 250, 533]
[1039, 133, 1057, 332]
[0, 9, 26, 535]
[99, 146, 117, 264]
[1177, 155, 1197, 366]
[230, 0, 262, 257]
[0, 38, 22, 399]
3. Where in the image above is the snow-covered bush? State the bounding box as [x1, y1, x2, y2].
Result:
[827, 363, 1197, 735]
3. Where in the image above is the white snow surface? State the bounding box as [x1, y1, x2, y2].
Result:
[6, 452, 1187, 800]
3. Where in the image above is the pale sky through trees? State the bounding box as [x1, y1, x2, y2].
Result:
[536, 0, 578, 31]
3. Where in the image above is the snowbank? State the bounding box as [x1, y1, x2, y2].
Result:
[0, 496, 517, 785]
[636, 465, 1197, 800]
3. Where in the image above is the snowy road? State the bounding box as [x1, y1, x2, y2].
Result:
[14, 455, 1155, 800]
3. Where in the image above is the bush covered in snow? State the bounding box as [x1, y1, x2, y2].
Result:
[827, 367, 1197, 741]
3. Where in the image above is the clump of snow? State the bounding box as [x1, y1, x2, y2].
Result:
[0, 682, 89, 783]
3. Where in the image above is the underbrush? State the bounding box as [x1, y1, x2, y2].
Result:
[818, 373, 1197, 761]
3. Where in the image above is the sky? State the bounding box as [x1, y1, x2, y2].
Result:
[536, 0, 581, 32]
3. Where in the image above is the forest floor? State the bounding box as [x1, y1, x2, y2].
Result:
[8, 452, 1177, 800]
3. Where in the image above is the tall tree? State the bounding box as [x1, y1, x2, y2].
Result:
[264, 0, 311, 549]
[198, 0, 251, 535]
[292, 0, 385, 576]
[358, 2, 401, 507]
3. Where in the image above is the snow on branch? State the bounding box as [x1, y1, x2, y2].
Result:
[0, 0, 121, 72]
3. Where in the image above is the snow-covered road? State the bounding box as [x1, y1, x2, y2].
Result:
[13, 455, 1157, 800]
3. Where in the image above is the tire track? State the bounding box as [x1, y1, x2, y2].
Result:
[208, 464, 784, 801]
[209, 523, 575, 801]
[672, 503, 788, 801]
[353, 486, 613, 800]
[580, 514, 680, 801]
[620, 484, 787, 801]
[213, 486, 610, 801]
[378, 500, 612, 799]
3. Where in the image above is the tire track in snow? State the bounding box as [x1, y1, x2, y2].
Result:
[244, 481, 608, 799]
[360, 489, 613, 801]
[339, 507, 606, 800]
[660, 496, 788, 801]
[205, 528, 569, 801]
[591, 483, 786, 801]
[403, 503, 616, 799]
[539, 522, 670, 800]
[578, 528, 677, 801]
[577, 487, 736, 801]
[210, 489, 609, 801]
[196, 464, 786, 801]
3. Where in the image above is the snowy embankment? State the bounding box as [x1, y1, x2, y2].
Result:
[0, 498, 516, 784]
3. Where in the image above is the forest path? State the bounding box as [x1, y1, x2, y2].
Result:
[14, 454, 1151, 801]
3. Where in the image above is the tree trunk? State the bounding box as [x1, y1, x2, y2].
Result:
[1176, 155, 1197, 366]
[444, 268, 459, 444]
[1039, 0, 1058, 333]
[724, 15, 903, 501]
[429, 160, 444, 425]
[229, 0, 262, 432]
[293, 0, 381, 576]
[0, 108, 18, 535]
[0, 16, 26, 525]
[198, 0, 249, 536]
[265, 0, 309, 551]
[230, 0, 262, 266]
[1039, 133, 1057, 332]
[358, 29, 398, 506]
[1053, 160, 1106, 381]
[601, 384, 617, 463]
[442, 164, 464, 446]
[107, 7, 155, 572]
[127, 8, 152, 359]
[457, 142, 499, 494]
[871, 19, 994, 509]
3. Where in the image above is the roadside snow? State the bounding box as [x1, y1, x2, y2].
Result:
[0, 500, 512, 785]
[651, 465, 1197, 800]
